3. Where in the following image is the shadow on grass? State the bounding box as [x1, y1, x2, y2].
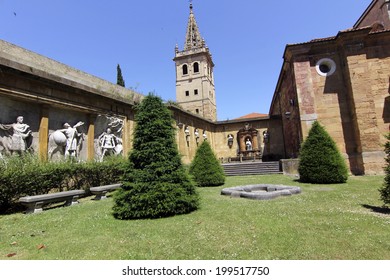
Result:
[0, 203, 25, 216]
[361, 204, 390, 215]
[1, 200, 84, 216]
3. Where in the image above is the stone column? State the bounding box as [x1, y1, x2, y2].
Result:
[122, 115, 133, 157]
[252, 131, 259, 150]
[238, 134, 246, 152]
[178, 123, 190, 164]
[38, 106, 50, 162]
[87, 114, 95, 161]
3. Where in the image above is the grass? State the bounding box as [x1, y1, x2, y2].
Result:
[0, 174, 389, 260]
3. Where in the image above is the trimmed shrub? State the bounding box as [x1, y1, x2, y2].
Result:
[380, 133, 390, 206]
[298, 121, 348, 184]
[112, 94, 199, 219]
[0, 155, 127, 213]
[189, 140, 225, 187]
[74, 156, 128, 190]
[0, 155, 63, 212]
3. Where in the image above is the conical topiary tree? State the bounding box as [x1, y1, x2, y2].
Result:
[379, 133, 390, 206]
[112, 94, 199, 219]
[298, 121, 348, 184]
[189, 140, 225, 187]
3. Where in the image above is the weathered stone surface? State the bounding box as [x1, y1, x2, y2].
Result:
[221, 184, 301, 200]
[90, 183, 122, 200]
[19, 190, 86, 214]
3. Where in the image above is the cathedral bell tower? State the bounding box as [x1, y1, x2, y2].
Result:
[173, 3, 217, 121]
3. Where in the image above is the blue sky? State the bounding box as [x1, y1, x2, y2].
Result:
[0, 0, 372, 120]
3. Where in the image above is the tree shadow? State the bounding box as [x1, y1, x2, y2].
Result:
[361, 204, 390, 215]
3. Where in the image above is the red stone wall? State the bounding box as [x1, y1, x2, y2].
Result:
[279, 30, 390, 174]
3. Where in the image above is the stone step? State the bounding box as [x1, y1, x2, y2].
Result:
[222, 161, 281, 176]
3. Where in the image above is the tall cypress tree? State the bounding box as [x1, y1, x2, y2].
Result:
[116, 64, 125, 87]
[113, 94, 199, 219]
[298, 121, 348, 184]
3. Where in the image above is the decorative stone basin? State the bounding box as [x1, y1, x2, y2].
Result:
[221, 184, 301, 200]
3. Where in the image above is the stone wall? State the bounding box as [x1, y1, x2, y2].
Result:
[213, 119, 270, 162]
[293, 46, 360, 172]
[1, 39, 282, 166]
[170, 106, 214, 164]
[355, 0, 390, 30]
[273, 28, 390, 175]
[170, 106, 282, 164]
[278, 60, 302, 158]
[0, 40, 138, 161]
[344, 31, 390, 174]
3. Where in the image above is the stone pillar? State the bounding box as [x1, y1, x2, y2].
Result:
[252, 131, 259, 150]
[122, 116, 133, 157]
[87, 114, 95, 161]
[238, 134, 246, 152]
[177, 123, 190, 164]
[38, 106, 50, 162]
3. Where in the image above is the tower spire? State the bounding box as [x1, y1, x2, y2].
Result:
[174, 1, 217, 121]
[184, 2, 203, 50]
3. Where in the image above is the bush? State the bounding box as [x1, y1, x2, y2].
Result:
[0, 155, 127, 213]
[0, 155, 62, 212]
[189, 140, 225, 187]
[73, 156, 128, 190]
[298, 121, 348, 184]
[113, 94, 199, 219]
[380, 133, 390, 206]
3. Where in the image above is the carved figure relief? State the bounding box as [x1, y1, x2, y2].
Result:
[94, 115, 124, 161]
[0, 116, 32, 155]
[98, 128, 122, 161]
[50, 121, 84, 160]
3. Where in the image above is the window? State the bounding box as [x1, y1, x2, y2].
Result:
[195, 109, 199, 114]
[194, 89, 198, 95]
[193, 62, 199, 73]
[182, 64, 188, 75]
[316, 58, 336, 77]
[185, 91, 190, 96]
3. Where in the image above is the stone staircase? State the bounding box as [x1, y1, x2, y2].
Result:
[222, 161, 281, 176]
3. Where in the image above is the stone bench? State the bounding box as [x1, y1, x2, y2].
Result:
[19, 189, 86, 214]
[90, 183, 122, 200]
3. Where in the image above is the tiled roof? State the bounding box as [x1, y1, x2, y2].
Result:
[286, 25, 388, 48]
[235, 113, 268, 120]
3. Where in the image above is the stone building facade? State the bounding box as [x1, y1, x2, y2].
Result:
[1, 0, 389, 175]
[0, 39, 141, 162]
[270, 0, 390, 175]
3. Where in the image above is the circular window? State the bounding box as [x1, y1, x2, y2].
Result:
[316, 58, 336, 77]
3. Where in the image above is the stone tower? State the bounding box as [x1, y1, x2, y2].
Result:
[173, 3, 217, 121]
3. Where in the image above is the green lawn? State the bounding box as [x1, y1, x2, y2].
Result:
[1, 174, 389, 260]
